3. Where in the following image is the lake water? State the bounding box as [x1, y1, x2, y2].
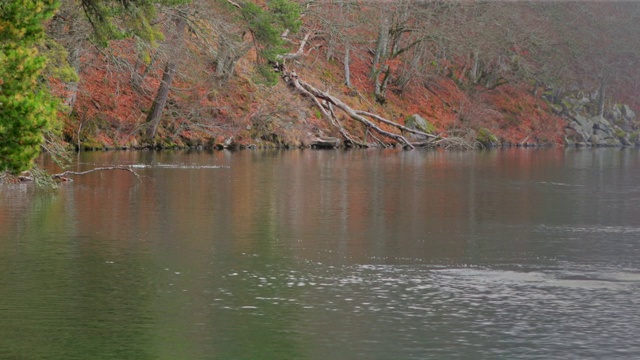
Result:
[1, 148, 639, 359]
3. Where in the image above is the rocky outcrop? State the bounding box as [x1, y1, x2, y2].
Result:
[561, 97, 639, 147]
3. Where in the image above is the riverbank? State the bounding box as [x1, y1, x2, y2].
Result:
[60, 40, 640, 152]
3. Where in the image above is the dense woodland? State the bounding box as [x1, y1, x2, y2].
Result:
[2, 0, 640, 175]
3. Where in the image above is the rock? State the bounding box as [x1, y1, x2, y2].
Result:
[622, 104, 636, 121]
[310, 136, 340, 149]
[593, 115, 613, 135]
[563, 136, 576, 146]
[611, 105, 623, 122]
[572, 114, 591, 128]
[589, 132, 621, 147]
[405, 114, 435, 134]
[607, 138, 622, 146]
[549, 103, 563, 114]
[619, 135, 632, 146]
[570, 114, 594, 141]
[594, 128, 610, 139]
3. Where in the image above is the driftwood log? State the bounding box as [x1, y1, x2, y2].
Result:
[52, 166, 142, 181]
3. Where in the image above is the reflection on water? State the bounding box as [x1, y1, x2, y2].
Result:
[1, 148, 639, 359]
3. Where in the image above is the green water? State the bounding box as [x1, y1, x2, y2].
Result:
[1, 148, 639, 359]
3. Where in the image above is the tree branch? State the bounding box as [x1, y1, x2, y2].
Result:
[52, 166, 142, 181]
[226, 0, 241, 9]
[280, 31, 314, 60]
[283, 69, 416, 149]
[354, 110, 437, 139]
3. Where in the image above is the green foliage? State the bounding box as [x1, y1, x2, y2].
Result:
[240, 0, 302, 83]
[476, 127, 499, 147]
[614, 128, 627, 140]
[0, 0, 60, 174]
[268, 0, 301, 33]
[30, 165, 58, 188]
[254, 63, 280, 86]
[40, 37, 79, 83]
[80, 0, 189, 46]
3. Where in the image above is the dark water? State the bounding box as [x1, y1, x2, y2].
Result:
[1, 148, 639, 359]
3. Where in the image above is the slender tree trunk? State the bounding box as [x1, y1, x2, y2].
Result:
[597, 72, 606, 117]
[65, 80, 79, 113]
[375, 66, 390, 104]
[344, 45, 351, 87]
[144, 15, 185, 143]
[145, 61, 176, 141]
[372, 17, 390, 103]
[216, 39, 252, 82]
[370, 15, 389, 79]
[470, 50, 480, 84]
[63, 29, 82, 114]
[215, 37, 235, 79]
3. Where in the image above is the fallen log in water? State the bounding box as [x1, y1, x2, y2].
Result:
[309, 136, 341, 149]
[52, 166, 142, 181]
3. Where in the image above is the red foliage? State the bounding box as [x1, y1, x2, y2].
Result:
[51, 11, 570, 149]
[480, 85, 564, 145]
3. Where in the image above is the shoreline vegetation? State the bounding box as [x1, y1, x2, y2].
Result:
[2, 0, 640, 180]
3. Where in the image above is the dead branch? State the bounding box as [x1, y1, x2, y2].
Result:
[280, 32, 314, 60]
[273, 31, 444, 149]
[435, 129, 480, 150]
[354, 110, 437, 139]
[366, 129, 389, 148]
[328, 102, 369, 147]
[226, 0, 241, 9]
[284, 71, 415, 149]
[283, 72, 368, 147]
[52, 166, 142, 181]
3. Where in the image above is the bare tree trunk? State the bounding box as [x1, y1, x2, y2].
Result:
[344, 45, 351, 87]
[470, 50, 480, 84]
[375, 66, 390, 104]
[215, 37, 232, 78]
[65, 47, 81, 112]
[370, 15, 389, 79]
[597, 72, 606, 117]
[145, 61, 176, 141]
[144, 15, 185, 143]
[215, 38, 252, 81]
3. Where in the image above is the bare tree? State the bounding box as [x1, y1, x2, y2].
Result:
[145, 13, 187, 142]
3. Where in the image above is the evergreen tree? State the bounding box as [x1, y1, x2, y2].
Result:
[0, 0, 60, 173]
[80, 0, 189, 46]
[240, 0, 302, 85]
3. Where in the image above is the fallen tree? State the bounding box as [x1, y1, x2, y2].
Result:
[2, 166, 143, 185]
[281, 67, 431, 149]
[278, 66, 479, 150]
[269, 22, 486, 150]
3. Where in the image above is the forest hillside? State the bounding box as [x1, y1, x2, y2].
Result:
[32, 0, 640, 151]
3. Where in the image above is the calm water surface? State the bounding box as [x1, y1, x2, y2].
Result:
[1, 148, 639, 359]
